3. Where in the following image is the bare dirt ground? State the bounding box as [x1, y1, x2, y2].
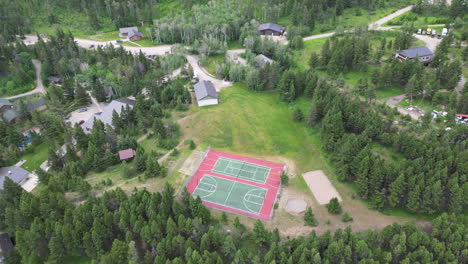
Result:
[178, 150, 204, 175]
[303, 170, 342, 205]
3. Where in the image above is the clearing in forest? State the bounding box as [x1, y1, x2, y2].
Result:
[186, 149, 284, 220]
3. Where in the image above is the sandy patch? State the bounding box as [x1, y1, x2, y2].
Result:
[303, 170, 342, 205]
[179, 150, 204, 175]
[286, 199, 307, 215]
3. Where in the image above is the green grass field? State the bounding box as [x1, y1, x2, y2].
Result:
[203, 55, 225, 78]
[383, 11, 449, 26]
[20, 143, 49, 172]
[182, 83, 333, 175]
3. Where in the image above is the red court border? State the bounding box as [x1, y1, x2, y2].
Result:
[186, 149, 284, 221]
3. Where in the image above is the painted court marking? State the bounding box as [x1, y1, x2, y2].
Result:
[212, 157, 270, 184]
[192, 174, 267, 214]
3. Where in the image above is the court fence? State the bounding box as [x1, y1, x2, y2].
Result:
[176, 146, 210, 198]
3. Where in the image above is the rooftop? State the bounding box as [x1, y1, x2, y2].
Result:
[255, 54, 274, 67]
[119, 27, 139, 34]
[396, 46, 433, 58]
[0, 233, 14, 257]
[0, 166, 30, 190]
[83, 98, 135, 131]
[259, 23, 285, 32]
[194, 81, 218, 101]
[118, 148, 136, 161]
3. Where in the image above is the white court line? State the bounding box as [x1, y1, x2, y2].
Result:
[242, 188, 266, 213]
[198, 182, 215, 192]
[223, 181, 237, 204]
[194, 175, 218, 199]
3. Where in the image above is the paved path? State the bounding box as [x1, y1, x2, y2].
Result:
[226, 49, 247, 65]
[186, 55, 232, 91]
[5, 59, 46, 100]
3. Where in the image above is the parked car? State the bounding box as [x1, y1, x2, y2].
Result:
[437, 34, 442, 39]
[89, 45, 95, 48]
[78, 120, 85, 125]
[431, 30, 436, 38]
[427, 28, 432, 35]
[422, 30, 426, 35]
[417, 28, 422, 34]
[116, 40, 123, 44]
[77, 107, 88, 113]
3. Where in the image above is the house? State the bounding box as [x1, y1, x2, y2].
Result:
[0, 166, 31, 191]
[119, 27, 145, 40]
[394, 46, 434, 64]
[47, 76, 61, 84]
[118, 148, 136, 162]
[83, 98, 135, 131]
[194, 81, 218, 107]
[259, 23, 285, 36]
[255, 54, 274, 68]
[455, 114, 468, 125]
[104, 86, 115, 100]
[0, 99, 18, 123]
[27, 98, 47, 112]
[0, 233, 14, 262]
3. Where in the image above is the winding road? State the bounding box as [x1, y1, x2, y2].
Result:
[5, 59, 46, 100]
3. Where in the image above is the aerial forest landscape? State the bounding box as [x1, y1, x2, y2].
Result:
[0, 0, 467, 263]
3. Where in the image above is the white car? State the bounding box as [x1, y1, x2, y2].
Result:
[417, 28, 422, 34]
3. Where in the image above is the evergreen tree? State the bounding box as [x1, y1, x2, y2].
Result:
[134, 148, 147, 172]
[326, 198, 342, 214]
[304, 207, 318, 226]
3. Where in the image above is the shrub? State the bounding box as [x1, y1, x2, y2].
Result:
[170, 148, 179, 157]
[190, 140, 196, 150]
[326, 198, 342, 214]
[280, 172, 289, 185]
[293, 108, 304, 122]
[342, 212, 353, 222]
[304, 207, 318, 226]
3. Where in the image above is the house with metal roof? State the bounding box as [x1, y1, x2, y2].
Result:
[259, 23, 285, 36]
[395, 46, 434, 64]
[194, 81, 218, 107]
[0, 99, 18, 123]
[119, 27, 145, 40]
[0, 233, 14, 262]
[118, 148, 136, 162]
[83, 98, 135, 131]
[0, 166, 31, 190]
[255, 54, 274, 68]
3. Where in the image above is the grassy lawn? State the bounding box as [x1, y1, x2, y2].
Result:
[80, 31, 121, 41]
[20, 143, 49, 172]
[202, 55, 225, 78]
[293, 38, 329, 71]
[383, 11, 449, 26]
[180, 83, 332, 174]
[399, 98, 442, 111]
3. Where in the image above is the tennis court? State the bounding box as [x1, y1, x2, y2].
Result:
[192, 174, 267, 214]
[185, 149, 284, 220]
[212, 157, 270, 184]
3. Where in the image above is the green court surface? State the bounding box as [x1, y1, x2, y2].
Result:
[212, 157, 270, 184]
[192, 175, 267, 214]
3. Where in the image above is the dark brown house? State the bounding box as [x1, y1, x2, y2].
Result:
[259, 23, 285, 36]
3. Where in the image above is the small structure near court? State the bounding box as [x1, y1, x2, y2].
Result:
[286, 199, 307, 215]
[185, 149, 285, 221]
[118, 148, 136, 162]
[194, 80, 218, 107]
[303, 170, 342, 205]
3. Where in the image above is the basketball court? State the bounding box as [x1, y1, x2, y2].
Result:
[185, 149, 285, 220]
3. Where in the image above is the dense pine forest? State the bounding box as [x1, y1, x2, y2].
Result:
[1, 179, 467, 263]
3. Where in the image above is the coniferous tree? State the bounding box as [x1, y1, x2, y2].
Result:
[326, 198, 342, 214]
[304, 207, 318, 226]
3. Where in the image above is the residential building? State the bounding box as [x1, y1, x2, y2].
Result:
[194, 81, 218, 107]
[394, 46, 434, 64]
[119, 27, 145, 40]
[47, 76, 61, 84]
[118, 148, 136, 162]
[0, 99, 18, 123]
[259, 23, 285, 36]
[83, 98, 135, 131]
[0, 233, 14, 262]
[0, 166, 31, 191]
[255, 54, 274, 68]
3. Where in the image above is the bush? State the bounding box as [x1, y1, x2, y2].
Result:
[293, 108, 304, 122]
[304, 207, 318, 226]
[342, 212, 353, 222]
[170, 148, 179, 157]
[190, 140, 196, 150]
[326, 198, 342, 214]
[280, 172, 289, 185]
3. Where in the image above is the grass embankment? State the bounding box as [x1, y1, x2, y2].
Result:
[383, 11, 449, 26]
[20, 142, 48, 172]
[202, 55, 225, 78]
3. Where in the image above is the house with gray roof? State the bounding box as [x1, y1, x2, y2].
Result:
[194, 81, 218, 107]
[119, 27, 145, 40]
[255, 54, 274, 68]
[0, 99, 18, 123]
[83, 98, 135, 131]
[395, 46, 434, 64]
[0, 233, 14, 262]
[0, 166, 31, 190]
[259, 23, 285, 36]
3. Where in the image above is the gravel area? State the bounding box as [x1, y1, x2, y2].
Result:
[303, 170, 342, 205]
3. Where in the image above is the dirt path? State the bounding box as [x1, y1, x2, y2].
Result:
[5, 59, 46, 100]
[370, 5, 414, 30]
[226, 49, 247, 65]
[185, 55, 233, 91]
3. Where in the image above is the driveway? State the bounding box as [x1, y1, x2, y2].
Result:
[226, 49, 247, 65]
[186, 55, 232, 91]
[5, 59, 46, 100]
[67, 93, 107, 127]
